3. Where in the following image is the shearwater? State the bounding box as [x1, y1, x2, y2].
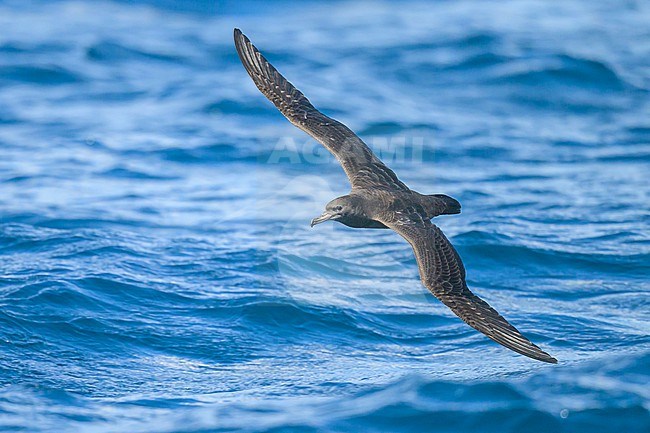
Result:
[234, 28, 556, 363]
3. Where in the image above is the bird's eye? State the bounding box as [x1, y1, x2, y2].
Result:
[335, 206, 343, 212]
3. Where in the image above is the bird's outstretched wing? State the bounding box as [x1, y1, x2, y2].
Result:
[234, 28, 408, 191]
[378, 208, 557, 363]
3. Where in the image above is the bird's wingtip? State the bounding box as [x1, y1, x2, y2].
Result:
[532, 348, 557, 364]
[233, 28, 252, 50]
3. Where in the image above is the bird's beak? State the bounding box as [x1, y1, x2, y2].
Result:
[310, 211, 336, 227]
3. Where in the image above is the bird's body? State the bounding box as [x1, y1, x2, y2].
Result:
[234, 28, 557, 363]
[324, 191, 460, 229]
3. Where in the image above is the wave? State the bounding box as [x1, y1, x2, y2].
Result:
[86, 41, 187, 64]
[455, 230, 648, 276]
[1, 351, 647, 432]
[0, 65, 82, 85]
[486, 55, 632, 90]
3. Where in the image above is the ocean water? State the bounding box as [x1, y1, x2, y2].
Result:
[1, 0, 649, 431]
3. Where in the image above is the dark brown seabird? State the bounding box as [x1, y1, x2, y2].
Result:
[234, 28, 557, 363]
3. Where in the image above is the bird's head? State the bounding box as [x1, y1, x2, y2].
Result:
[310, 195, 357, 227]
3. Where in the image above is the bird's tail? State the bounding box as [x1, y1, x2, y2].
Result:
[428, 194, 461, 215]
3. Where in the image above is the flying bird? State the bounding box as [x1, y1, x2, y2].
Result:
[233, 28, 557, 363]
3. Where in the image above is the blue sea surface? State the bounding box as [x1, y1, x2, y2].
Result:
[1, 0, 649, 431]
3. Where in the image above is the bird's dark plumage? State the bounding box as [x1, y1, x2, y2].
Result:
[233, 28, 408, 192]
[233, 28, 557, 364]
[379, 207, 557, 363]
